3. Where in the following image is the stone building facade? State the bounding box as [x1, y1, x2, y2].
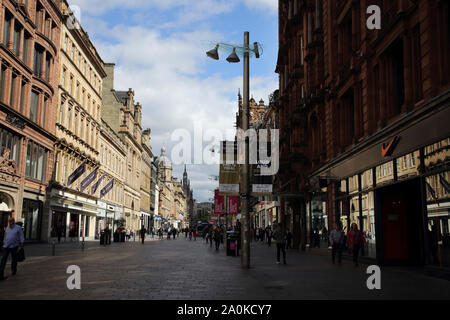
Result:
[102, 63, 152, 232]
[276, 0, 450, 269]
[140, 128, 152, 231]
[48, 0, 105, 242]
[0, 0, 61, 241]
[96, 119, 126, 236]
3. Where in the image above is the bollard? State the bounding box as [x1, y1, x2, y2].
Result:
[81, 239, 85, 251]
[52, 240, 56, 256]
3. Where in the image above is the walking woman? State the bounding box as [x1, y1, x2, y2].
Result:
[346, 223, 366, 266]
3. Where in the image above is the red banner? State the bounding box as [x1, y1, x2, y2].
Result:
[214, 189, 224, 215]
[228, 196, 239, 215]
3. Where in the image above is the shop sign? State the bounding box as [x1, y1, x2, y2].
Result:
[381, 136, 400, 157]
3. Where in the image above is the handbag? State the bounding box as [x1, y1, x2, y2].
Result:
[17, 247, 25, 262]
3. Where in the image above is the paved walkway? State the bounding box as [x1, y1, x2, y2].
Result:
[0, 235, 449, 300]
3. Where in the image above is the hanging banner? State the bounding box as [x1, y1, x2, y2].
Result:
[68, 162, 86, 185]
[91, 175, 105, 195]
[80, 168, 98, 193]
[228, 196, 239, 215]
[100, 180, 114, 199]
[214, 189, 224, 215]
[219, 141, 240, 196]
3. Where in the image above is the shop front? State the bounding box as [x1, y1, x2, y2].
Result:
[309, 98, 450, 271]
[48, 187, 98, 242]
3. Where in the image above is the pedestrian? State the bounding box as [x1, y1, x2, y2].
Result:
[0, 218, 25, 281]
[329, 223, 345, 264]
[267, 226, 272, 247]
[167, 228, 171, 240]
[140, 226, 146, 244]
[185, 228, 188, 238]
[313, 228, 321, 248]
[173, 228, 177, 239]
[208, 227, 213, 248]
[286, 231, 293, 250]
[255, 228, 259, 242]
[273, 223, 287, 265]
[346, 223, 366, 266]
[56, 220, 63, 244]
[193, 229, 197, 241]
[213, 226, 221, 251]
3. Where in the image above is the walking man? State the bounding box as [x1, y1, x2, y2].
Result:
[273, 223, 287, 265]
[0, 218, 24, 281]
[213, 226, 221, 251]
[330, 222, 345, 264]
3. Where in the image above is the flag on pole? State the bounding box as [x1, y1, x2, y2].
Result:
[91, 175, 105, 195]
[80, 168, 98, 193]
[100, 180, 114, 199]
[68, 162, 86, 186]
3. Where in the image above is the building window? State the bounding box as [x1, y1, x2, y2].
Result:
[10, 74, 17, 108]
[410, 153, 416, 167]
[25, 140, 47, 181]
[3, 11, 11, 47]
[19, 81, 26, 113]
[42, 97, 47, 127]
[33, 45, 44, 76]
[13, 23, 21, 56]
[45, 54, 51, 82]
[438, 0, 450, 84]
[30, 91, 39, 122]
[22, 32, 29, 65]
[0, 127, 21, 165]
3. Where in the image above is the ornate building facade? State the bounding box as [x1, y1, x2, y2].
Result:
[49, 0, 105, 242]
[96, 119, 126, 236]
[102, 63, 151, 232]
[0, 0, 61, 241]
[276, 0, 450, 269]
[140, 128, 152, 231]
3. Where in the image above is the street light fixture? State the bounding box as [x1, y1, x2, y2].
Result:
[226, 48, 240, 63]
[206, 32, 262, 269]
[206, 44, 219, 60]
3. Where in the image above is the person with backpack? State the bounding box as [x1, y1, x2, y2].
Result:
[329, 222, 345, 264]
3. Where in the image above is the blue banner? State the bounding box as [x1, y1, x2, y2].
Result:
[68, 162, 86, 186]
[91, 175, 105, 195]
[100, 180, 114, 199]
[80, 168, 97, 193]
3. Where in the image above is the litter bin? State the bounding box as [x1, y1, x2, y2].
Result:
[100, 231, 105, 245]
[120, 232, 125, 242]
[113, 232, 120, 243]
[226, 231, 240, 256]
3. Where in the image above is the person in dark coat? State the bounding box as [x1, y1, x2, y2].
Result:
[213, 226, 221, 251]
[273, 223, 287, 265]
[286, 231, 293, 250]
[140, 226, 146, 244]
[56, 220, 63, 244]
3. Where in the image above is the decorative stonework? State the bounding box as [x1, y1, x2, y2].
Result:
[6, 113, 26, 130]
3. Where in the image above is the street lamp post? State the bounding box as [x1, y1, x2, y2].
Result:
[206, 31, 261, 269]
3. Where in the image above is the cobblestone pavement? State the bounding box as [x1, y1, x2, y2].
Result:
[0, 236, 449, 300]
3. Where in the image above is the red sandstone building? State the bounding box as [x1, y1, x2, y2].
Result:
[276, 0, 450, 271]
[0, 0, 61, 241]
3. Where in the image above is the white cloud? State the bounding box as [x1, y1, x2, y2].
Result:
[71, 7, 278, 202]
[243, 0, 278, 13]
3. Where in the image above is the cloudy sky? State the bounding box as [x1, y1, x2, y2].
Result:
[68, 0, 279, 202]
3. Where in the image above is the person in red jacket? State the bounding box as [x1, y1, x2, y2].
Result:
[346, 223, 366, 266]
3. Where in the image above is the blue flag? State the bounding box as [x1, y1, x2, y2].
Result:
[91, 175, 105, 195]
[100, 180, 114, 199]
[80, 168, 98, 193]
[68, 162, 86, 186]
